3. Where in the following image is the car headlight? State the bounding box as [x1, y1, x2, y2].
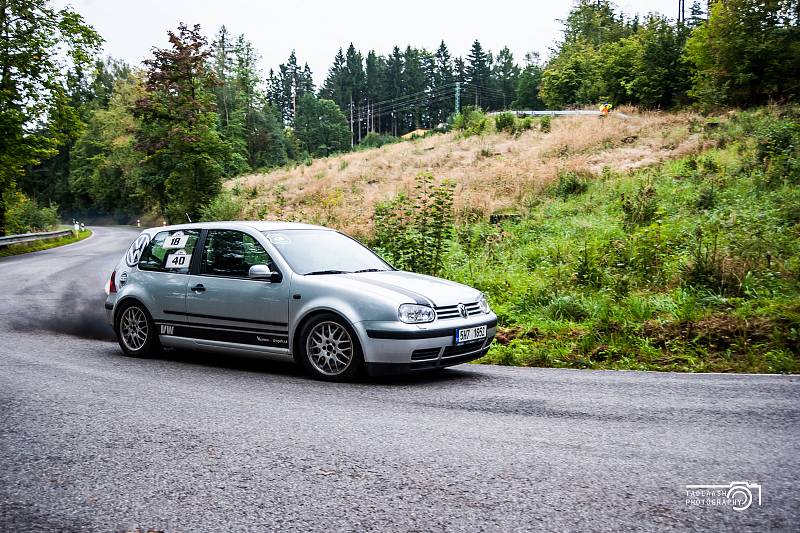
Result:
[398, 303, 435, 324]
[478, 293, 491, 314]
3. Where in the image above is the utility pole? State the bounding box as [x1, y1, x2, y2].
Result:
[678, 0, 685, 23]
[455, 81, 460, 114]
[350, 96, 354, 148]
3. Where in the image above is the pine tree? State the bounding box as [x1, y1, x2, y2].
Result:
[300, 64, 315, 95]
[432, 41, 454, 125]
[364, 50, 385, 133]
[345, 43, 365, 142]
[688, 1, 705, 27]
[494, 46, 520, 110]
[320, 48, 347, 111]
[384, 47, 404, 136]
[402, 46, 426, 131]
[465, 40, 491, 108]
[513, 53, 544, 109]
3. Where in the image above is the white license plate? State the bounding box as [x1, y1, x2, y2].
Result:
[455, 325, 487, 345]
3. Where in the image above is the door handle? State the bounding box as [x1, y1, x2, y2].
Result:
[191, 284, 206, 293]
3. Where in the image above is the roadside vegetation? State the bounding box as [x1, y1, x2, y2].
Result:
[449, 109, 800, 373]
[0, 230, 92, 258]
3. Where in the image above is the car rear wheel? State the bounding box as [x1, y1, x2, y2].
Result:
[299, 314, 363, 381]
[115, 302, 160, 358]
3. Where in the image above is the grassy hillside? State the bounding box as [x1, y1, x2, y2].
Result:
[232, 109, 704, 239]
[227, 108, 800, 373]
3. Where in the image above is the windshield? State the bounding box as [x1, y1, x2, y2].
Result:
[263, 229, 391, 275]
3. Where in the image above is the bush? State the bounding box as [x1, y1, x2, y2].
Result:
[6, 195, 59, 234]
[199, 190, 243, 221]
[545, 295, 588, 321]
[374, 172, 455, 275]
[682, 227, 740, 296]
[553, 170, 590, 199]
[494, 112, 516, 134]
[755, 118, 799, 163]
[519, 117, 534, 131]
[358, 132, 400, 150]
[621, 180, 658, 226]
[452, 106, 488, 137]
[754, 118, 800, 185]
[540, 115, 552, 133]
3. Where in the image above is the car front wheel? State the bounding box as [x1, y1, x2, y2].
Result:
[115, 302, 160, 358]
[299, 314, 363, 381]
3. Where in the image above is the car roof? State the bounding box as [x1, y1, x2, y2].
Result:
[144, 220, 330, 233]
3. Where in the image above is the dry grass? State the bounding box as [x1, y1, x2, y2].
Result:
[231, 109, 703, 239]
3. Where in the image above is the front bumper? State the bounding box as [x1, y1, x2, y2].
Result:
[354, 314, 497, 376]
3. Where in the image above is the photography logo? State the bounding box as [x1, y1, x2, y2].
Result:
[685, 481, 762, 512]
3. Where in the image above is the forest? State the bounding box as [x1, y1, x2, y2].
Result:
[1, 0, 799, 232]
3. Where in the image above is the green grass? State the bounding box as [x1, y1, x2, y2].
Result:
[0, 229, 92, 258]
[440, 107, 800, 374]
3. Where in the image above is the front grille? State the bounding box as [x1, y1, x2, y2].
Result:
[411, 347, 441, 361]
[443, 340, 485, 358]
[435, 302, 482, 320]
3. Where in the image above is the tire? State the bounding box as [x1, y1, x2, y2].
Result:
[115, 301, 161, 358]
[298, 313, 363, 382]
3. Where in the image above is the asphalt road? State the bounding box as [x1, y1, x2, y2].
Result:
[0, 226, 798, 532]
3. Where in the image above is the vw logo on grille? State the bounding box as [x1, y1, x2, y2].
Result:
[457, 303, 468, 318]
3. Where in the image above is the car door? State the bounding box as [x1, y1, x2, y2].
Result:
[136, 229, 200, 325]
[184, 229, 290, 351]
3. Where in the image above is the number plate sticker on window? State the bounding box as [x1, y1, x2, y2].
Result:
[165, 249, 190, 269]
[163, 231, 188, 250]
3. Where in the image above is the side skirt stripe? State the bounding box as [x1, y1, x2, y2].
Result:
[156, 319, 287, 334]
[156, 322, 289, 348]
[163, 309, 288, 327]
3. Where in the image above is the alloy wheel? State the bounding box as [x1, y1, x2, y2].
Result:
[120, 306, 149, 352]
[306, 321, 353, 376]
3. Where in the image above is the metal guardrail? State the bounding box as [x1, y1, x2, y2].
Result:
[487, 110, 600, 116]
[0, 229, 74, 248]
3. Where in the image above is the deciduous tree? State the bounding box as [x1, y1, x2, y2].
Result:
[0, 0, 101, 234]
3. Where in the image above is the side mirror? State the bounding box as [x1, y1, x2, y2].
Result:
[248, 264, 279, 282]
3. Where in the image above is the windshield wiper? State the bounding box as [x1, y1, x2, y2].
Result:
[353, 268, 389, 273]
[304, 270, 351, 275]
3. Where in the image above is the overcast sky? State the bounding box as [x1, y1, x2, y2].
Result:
[55, 0, 681, 85]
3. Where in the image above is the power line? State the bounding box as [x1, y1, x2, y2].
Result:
[358, 91, 457, 122]
[356, 84, 456, 115]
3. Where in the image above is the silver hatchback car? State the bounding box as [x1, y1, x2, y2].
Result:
[105, 221, 497, 381]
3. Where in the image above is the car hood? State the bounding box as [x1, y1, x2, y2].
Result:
[340, 270, 480, 307]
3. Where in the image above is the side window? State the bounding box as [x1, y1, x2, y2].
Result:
[201, 230, 274, 278]
[138, 229, 199, 273]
